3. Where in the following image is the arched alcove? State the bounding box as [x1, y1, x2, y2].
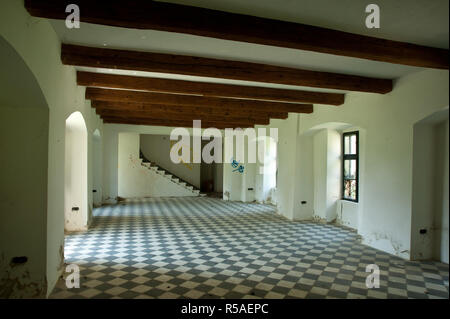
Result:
[299, 122, 366, 229]
[0, 35, 49, 297]
[92, 129, 103, 207]
[65, 112, 88, 232]
[411, 107, 449, 262]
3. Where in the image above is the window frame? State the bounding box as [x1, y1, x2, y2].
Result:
[342, 131, 359, 202]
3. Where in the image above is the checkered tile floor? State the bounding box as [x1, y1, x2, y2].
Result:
[50, 197, 449, 299]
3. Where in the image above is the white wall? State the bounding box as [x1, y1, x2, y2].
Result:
[242, 161, 256, 202]
[93, 130, 103, 207]
[293, 134, 314, 220]
[0, 31, 50, 298]
[255, 136, 278, 203]
[434, 118, 449, 263]
[222, 128, 278, 203]
[298, 69, 449, 259]
[118, 133, 198, 198]
[326, 130, 342, 222]
[411, 122, 436, 260]
[222, 133, 244, 201]
[311, 129, 341, 222]
[411, 111, 449, 262]
[313, 130, 328, 221]
[223, 131, 248, 201]
[270, 115, 300, 219]
[0, 2, 103, 296]
[64, 112, 88, 232]
[336, 200, 359, 229]
[0, 106, 49, 298]
[140, 134, 201, 188]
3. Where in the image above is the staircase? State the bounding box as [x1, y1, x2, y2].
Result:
[139, 150, 205, 197]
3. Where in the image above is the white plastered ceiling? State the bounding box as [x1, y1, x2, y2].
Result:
[49, 0, 449, 94]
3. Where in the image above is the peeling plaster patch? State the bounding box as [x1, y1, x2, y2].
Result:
[0, 253, 47, 298]
[337, 216, 348, 226]
[312, 215, 327, 224]
[364, 232, 410, 258]
[65, 209, 88, 232]
[356, 234, 363, 244]
[266, 196, 272, 204]
[129, 155, 139, 168]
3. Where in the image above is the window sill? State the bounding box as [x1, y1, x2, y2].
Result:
[341, 199, 359, 203]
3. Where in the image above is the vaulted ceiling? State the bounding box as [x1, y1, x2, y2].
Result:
[25, 0, 449, 128]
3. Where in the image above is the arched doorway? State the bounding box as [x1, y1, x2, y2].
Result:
[0, 36, 49, 298]
[92, 129, 102, 207]
[64, 112, 88, 232]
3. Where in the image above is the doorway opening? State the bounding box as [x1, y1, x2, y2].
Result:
[64, 111, 88, 232]
[200, 138, 223, 198]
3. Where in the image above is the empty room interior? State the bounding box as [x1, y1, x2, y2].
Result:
[0, 0, 449, 301]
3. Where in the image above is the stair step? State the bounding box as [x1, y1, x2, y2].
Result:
[141, 151, 202, 194]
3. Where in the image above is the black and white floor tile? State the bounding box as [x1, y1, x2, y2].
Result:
[50, 197, 449, 299]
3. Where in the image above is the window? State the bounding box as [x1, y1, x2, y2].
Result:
[342, 131, 359, 202]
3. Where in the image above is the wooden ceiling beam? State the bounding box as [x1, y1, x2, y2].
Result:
[86, 88, 314, 113]
[78, 71, 344, 104]
[92, 101, 288, 120]
[25, 0, 448, 69]
[96, 108, 270, 125]
[63, 44, 389, 95]
[101, 116, 255, 129]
